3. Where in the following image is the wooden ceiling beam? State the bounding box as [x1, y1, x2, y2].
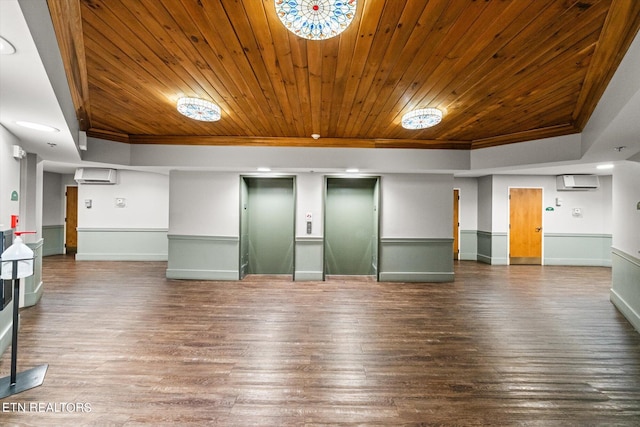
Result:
[127, 134, 470, 150]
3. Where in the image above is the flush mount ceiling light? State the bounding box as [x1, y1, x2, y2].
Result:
[275, 0, 357, 41]
[15, 121, 59, 132]
[401, 108, 443, 130]
[176, 97, 221, 122]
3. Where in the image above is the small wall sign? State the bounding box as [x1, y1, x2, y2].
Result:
[10, 191, 18, 201]
[545, 206, 554, 211]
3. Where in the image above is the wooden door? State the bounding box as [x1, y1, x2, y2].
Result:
[65, 186, 78, 253]
[509, 188, 542, 264]
[453, 189, 459, 260]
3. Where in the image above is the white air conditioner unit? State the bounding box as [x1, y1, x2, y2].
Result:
[556, 174, 599, 191]
[74, 168, 117, 185]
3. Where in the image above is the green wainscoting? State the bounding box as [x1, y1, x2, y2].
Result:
[24, 239, 44, 307]
[295, 237, 323, 281]
[544, 233, 612, 266]
[459, 230, 478, 261]
[76, 228, 168, 261]
[0, 303, 12, 358]
[43, 225, 64, 256]
[477, 231, 508, 265]
[610, 248, 640, 333]
[379, 238, 454, 282]
[166, 235, 239, 280]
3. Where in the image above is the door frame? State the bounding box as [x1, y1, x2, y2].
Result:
[239, 175, 297, 280]
[323, 175, 381, 281]
[507, 186, 544, 265]
[453, 188, 460, 260]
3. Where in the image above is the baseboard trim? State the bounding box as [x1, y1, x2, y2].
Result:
[378, 272, 454, 283]
[166, 269, 239, 281]
[294, 271, 323, 281]
[24, 280, 44, 307]
[76, 254, 168, 261]
[610, 289, 640, 333]
[545, 258, 612, 267]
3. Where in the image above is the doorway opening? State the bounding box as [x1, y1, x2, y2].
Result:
[324, 177, 380, 280]
[65, 186, 78, 254]
[240, 177, 295, 280]
[453, 189, 460, 260]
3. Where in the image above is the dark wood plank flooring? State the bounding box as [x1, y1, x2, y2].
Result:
[1, 256, 639, 425]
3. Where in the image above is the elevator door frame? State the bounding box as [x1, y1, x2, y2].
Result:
[323, 176, 380, 281]
[239, 176, 296, 280]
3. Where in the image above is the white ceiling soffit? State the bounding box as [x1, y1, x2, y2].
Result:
[0, 0, 79, 165]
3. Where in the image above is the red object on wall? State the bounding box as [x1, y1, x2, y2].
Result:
[10, 215, 19, 229]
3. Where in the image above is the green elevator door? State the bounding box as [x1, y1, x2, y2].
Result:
[325, 178, 378, 276]
[243, 178, 294, 275]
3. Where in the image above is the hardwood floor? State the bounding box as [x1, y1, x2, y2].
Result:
[1, 256, 639, 426]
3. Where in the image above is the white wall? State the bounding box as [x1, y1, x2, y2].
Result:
[295, 173, 323, 238]
[380, 174, 453, 238]
[169, 171, 455, 239]
[43, 171, 64, 226]
[78, 170, 169, 229]
[477, 176, 493, 232]
[169, 171, 238, 236]
[489, 175, 612, 234]
[613, 162, 640, 256]
[0, 126, 22, 229]
[454, 177, 478, 231]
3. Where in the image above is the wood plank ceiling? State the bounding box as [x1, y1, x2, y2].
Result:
[48, 0, 640, 150]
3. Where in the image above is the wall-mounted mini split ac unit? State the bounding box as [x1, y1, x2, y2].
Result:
[556, 174, 600, 191]
[74, 168, 117, 184]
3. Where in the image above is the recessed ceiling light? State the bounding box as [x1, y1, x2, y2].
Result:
[0, 36, 16, 55]
[596, 164, 614, 170]
[257, 167, 271, 172]
[16, 121, 59, 132]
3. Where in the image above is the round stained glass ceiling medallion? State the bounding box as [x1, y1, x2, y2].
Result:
[275, 0, 357, 40]
[401, 108, 443, 130]
[176, 97, 221, 122]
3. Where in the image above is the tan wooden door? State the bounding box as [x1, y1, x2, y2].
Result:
[453, 189, 459, 260]
[65, 186, 78, 253]
[509, 188, 542, 265]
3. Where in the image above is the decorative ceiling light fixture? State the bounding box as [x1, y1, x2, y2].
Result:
[275, 0, 357, 41]
[402, 108, 443, 130]
[176, 97, 221, 122]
